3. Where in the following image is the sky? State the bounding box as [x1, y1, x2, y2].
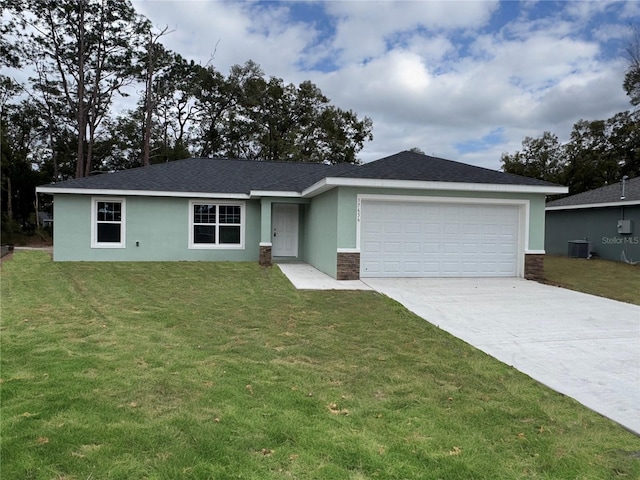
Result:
[131, 0, 639, 169]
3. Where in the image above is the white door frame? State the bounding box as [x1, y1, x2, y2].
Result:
[272, 203, 299, 257]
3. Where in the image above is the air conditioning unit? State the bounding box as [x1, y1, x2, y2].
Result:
[568, 240, 591, 259]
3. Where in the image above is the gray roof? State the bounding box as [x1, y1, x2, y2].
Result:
[546, 176, 640, 208]
[38, 150, 560, 194]
[39, 158, 357, 194]
[347, 151, 558, 186]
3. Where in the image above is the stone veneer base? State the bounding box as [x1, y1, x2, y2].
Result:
[524, 254, 545, 282]
[259, 245, 272, 267]
[336, 252, 360, 280]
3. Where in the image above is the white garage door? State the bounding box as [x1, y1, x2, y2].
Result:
[360, 200, 520, 278]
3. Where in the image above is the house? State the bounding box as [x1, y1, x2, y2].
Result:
[36, 151, 566, 280]
[545, 176, 640, 263]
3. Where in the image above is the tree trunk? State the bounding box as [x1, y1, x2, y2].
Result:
[143, 32, 154, 166]
[75, 0, 86, 178]
[6, 177, 12, 221]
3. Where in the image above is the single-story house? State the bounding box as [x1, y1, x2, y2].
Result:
[36, 151, 566, 280]
[546, 176, 640, 263]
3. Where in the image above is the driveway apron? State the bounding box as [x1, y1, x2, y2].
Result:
[363, 277, 640, 435]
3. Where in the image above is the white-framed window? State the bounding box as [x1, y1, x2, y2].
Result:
[91, 197, 126, 248]
[189, 200, 245, 249]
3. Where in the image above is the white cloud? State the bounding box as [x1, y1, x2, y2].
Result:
[563, 0, 618, 22]
[134, 0, 318, 76]
[322, 0, 499, 66]
[129, 0, 636, 170]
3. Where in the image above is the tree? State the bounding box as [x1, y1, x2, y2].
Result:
[504, 23, 640, 197]
[316, 106, 373, 164]
[1, 100, 50, 228]
[0, 1, 21, 69]
[607, 110, 640, 178]
[13, 0, 148, 177]
[624, 25, 640, 106]
[501, 132, 565, 184]
[138, 25, 174, 165]
[224, 71, 372, 163]
[563, 120, 618, 194]
[502, 109, 640, 197]
[193, 61, 262, 158]
[4, 2, 374, 188]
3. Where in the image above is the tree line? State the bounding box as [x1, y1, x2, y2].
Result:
[0, 0, 373, 230]
[501, 27, 640, 197]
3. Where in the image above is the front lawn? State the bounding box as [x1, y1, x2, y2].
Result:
[1, 252, 638, 479]
[544, 255, 640, 305]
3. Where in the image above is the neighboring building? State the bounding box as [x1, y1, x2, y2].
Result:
[545, 177, 640, 263]
[36, 151, 566, 280]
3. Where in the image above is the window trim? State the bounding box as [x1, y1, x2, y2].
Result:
[188, 200, 246, 250]
[91, 197, 126, 249]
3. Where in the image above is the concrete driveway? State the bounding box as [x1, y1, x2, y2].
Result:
[363, 277, 640, 435]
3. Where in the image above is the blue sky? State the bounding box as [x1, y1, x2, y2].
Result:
[133, 0, 639, 169]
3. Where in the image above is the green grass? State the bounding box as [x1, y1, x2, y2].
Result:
[544, 255, 640, 305]
[1, 251, 639, 479]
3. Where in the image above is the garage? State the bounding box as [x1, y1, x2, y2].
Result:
[359, 198, 521, 278]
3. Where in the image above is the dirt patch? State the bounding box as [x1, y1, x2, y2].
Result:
[1, 246, 15, 264]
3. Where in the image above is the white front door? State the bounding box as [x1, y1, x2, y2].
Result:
[272, 204, 299, 257]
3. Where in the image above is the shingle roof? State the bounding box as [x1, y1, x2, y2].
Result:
[546, 176, 640, 208]
[39, 158, 357, 194]
[343, 151, 558, 186]
[38, 150, 561, 194]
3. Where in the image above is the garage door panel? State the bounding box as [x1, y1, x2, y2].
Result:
[404, 242, 421, 253]
[382, 241, 401, 252]
[443, 241, 461, 253]
[361, 200, 519, 278]
[405, 222, 421, 234]
[421, 242, 440, 253]
[442, 261, 461, 273]
[499, 243, 516, 254]
[444, 223, 462, 234]
[384, 222, 402, 234]
[363, 221, 382, 234]
[462, 241, 479, 252]
[403, 261, 421, 273]
[363, 240, 381, 253]
[383, 261, 401, 273]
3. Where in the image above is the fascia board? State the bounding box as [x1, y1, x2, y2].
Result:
[301, 178, 331, 197]
[546, 200, 640, 211]
[249, 190, 302, 198]
[302, 177, 568, 197]
[35, 186, 250, 199]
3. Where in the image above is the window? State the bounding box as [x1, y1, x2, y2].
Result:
[92, 198, 126, 248]
[189, 201, 244, 249]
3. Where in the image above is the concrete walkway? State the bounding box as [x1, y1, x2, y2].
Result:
[277, 265, 640, 435]
[277, 263, 373, 290]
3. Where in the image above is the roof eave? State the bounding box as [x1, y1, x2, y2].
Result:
[37, 179, 568, 199]
[35, 186, 250, 199]
[546, 200, 640, 211]
[302, 177, 568, 198]
[249, 190, 302, 199]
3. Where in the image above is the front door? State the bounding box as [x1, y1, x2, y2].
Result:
[272, 204, 299, 257]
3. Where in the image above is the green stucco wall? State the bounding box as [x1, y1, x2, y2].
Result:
[546, 205, 640, 262]
[302, 189, 339, 277]
[51, 187, 550, 272]
[52, 194, 261, 261]
[333, 187, 548, 252]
